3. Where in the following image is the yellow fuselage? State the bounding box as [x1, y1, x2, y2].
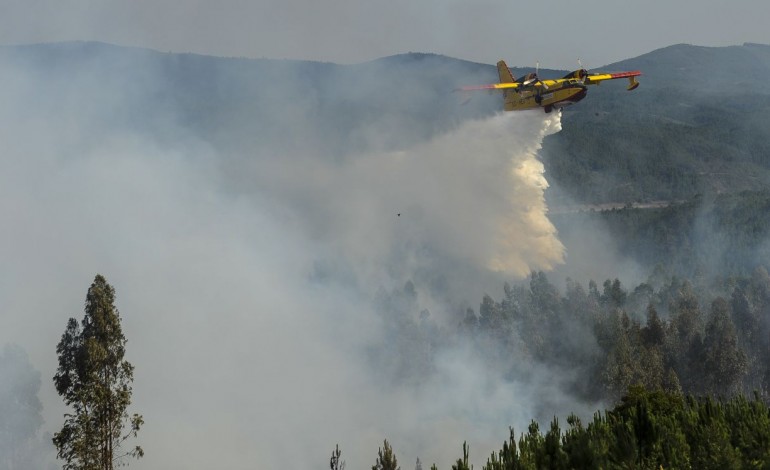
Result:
[503, 83, 587, 112]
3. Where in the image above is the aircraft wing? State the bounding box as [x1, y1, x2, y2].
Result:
[584, 71, 642, 90]
[459, 82, 520, 91]
[459, 81, 553, 91]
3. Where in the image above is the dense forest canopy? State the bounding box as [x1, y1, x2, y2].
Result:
[375, 265, 770, 402]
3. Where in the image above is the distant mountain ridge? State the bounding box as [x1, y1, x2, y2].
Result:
[539, 42, 770, 204]
[607, 42, 770, 88]
[2, 41, 769, 204]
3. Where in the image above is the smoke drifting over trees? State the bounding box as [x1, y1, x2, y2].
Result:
[0, 43, 575, 469]
[2, 42, 770, 468]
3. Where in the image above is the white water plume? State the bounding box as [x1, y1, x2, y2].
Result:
[0, 51, 570, 468]
[244, 110, 565, 296]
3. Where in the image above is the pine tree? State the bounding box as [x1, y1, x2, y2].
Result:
[541, 418, 567, 469]
[452, 441, 472, 470]
[641, 304, 666, 348]
[703, 297, 747, 396]
[53, 274, 143, 470]
[330, 444, 345, 470]
[373, 440, 400, 470]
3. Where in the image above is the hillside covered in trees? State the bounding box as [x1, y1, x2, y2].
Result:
[542, 43, 770, 205]
[4, 41, 770, 209]
[5, 42, 769, 280]
[362, 265, 770, 468]
[377, 265, 770, 404]
[3, 41, 770, 469]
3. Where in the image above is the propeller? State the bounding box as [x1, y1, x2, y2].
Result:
[522, 61, 548, 89]
[577, 58, 589, 84]
[537, 61, 549, 89]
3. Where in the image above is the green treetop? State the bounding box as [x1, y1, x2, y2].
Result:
[53, 274, 143, 470]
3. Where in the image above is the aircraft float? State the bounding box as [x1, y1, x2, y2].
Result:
[460, 60, 641, 113]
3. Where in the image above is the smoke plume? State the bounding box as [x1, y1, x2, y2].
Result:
[0, 45, 578, 469]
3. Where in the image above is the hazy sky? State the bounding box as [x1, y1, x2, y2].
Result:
[2, 0, 768, 67]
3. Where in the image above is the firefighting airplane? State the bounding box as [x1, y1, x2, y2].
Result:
[460, 60, 641, 113]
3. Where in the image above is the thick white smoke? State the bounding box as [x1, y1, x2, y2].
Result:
[231, 111, 565, 302]
[0, 51, 575, 469]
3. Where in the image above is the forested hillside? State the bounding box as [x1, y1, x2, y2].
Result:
[553, 190, 770, 277]
[363, 264, 770, 468]
[5, 41, 768, 207]
[6, 41, 770, 388]
[7, 42, 770, 279]
[377, 265, 770, 403]
[5, 41, 770, 468]
[542, 43, 770, 204]
[0, 42, 496, 158]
